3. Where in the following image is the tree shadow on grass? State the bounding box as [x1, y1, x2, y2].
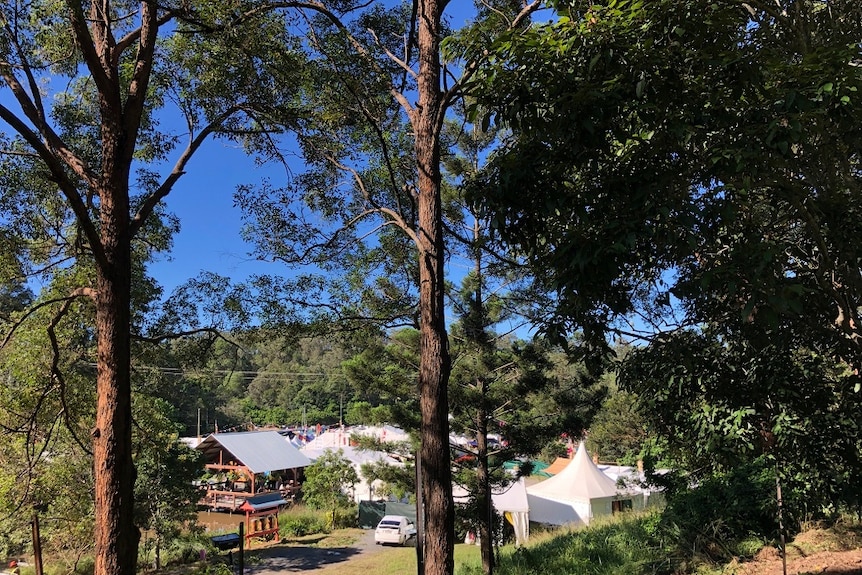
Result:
[241, 542, 362, 574]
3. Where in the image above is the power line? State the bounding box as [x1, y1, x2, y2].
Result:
[87, 363, 336, 379]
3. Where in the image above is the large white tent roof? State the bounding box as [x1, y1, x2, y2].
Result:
[527, 442, 620, 502]
[300, 445, 399, 467]
[452, 477, 530, 513]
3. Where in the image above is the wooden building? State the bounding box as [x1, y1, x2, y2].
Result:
[196, 431, 311, 511]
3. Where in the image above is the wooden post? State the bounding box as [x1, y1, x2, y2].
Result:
[238, 521, 244, 575]
[31, 514, 43, 575]
[776, 471, 787, 575]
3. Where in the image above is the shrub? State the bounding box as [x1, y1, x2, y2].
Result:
[658, 458, 781, 563]
[279, 507, 330, 537]
[462, 513, 665, 575]
[332, 505, 357, 529]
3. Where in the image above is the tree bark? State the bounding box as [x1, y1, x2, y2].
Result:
[477, 405, 494, 575]
[415, 1, 455, 574]
[93, 178, 139, 575]
[87, 2, 153, 571]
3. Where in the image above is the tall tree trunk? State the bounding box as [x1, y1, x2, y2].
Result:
[476, 406, 494, 575]
[93, 176, 139, 575]
[415, 1, 454, 574]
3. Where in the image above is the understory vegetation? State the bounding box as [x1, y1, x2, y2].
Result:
[458, 512, 862, 575]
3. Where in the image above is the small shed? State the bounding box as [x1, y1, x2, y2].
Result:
[240, 492, 286, 546]
[545, 456, 572, 475]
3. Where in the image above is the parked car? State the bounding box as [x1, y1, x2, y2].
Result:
[374, 515, 416, 546]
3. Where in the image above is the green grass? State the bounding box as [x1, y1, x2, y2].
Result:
[466, 513, 667, 575]
[181, 511, 862, 575]
[312, 512, 665, 575]
[310, 541, 481, 575]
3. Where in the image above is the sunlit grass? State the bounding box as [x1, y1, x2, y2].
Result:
[312, 512, 664, 575]
[312, 542, 482, 575]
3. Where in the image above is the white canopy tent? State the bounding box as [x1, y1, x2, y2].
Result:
[453, 477, 531, 546]
[526, 442, 642, 526]
[302, 425, 410, 450]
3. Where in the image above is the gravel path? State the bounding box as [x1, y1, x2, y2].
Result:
[226, 529, 388, 575]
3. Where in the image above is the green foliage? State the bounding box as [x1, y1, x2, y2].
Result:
[301, 450, 359, 528]
[278, 506, 333, 537]
[586, 390, 649, 465]
[622, 330, 862, 516]
[139, 531, 210, 570]
[134, 430, 205, 565]
[537, 440, 568, 465]
[342, 328, 422, 432]
[470, 0, 862, 358]
[47, 556, 95, 575]
[469, 0, 862, 532]
[186, 564, 233, 575]
[359, 458, 415, 502]
[657, 459, 782, 564]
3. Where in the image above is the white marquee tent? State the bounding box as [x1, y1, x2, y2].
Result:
[453, 477, 531, 546]
[526, 442, 642, 526]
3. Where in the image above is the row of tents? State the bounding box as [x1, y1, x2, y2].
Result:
[191, 429, 663, 546]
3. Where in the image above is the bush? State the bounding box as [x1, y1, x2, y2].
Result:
[43, 556, 95, 575]
[658, 458, 781, 563]
[186, 563, 234, 575]
[279, 507, 330, 537]
[137, 531, 211, 570]
[462, 513, 666, 575]
[332, 505, 357, 529]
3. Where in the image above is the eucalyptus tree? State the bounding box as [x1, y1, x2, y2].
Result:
[0, 2, 312, 574]
[237, 3, 544, 573]
[468, 0, 862, 516]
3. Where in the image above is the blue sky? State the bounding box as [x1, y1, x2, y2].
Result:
[2, 2, 542, 337]
[146, 139, 286, 295]
[146, 4, 491, 298]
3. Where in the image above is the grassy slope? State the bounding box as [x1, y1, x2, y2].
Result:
[312, 543, 481, 575]
[306, 515, 862, 575]
[309, 514, 664, 575]
[210, 511, 862, 575]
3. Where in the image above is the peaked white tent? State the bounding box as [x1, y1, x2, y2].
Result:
[453, 477, 531, 546]
[526, 442, 640, 526]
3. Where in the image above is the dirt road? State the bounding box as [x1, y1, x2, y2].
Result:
[210, 528, 387, 575]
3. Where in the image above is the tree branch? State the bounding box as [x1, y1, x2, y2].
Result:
[1, 289, 97, 350]
[366, 27, 418, 80]
[130, 106, 242, 236]
[131, 327, 238, 345]
[65, 0, 113, 98]
[121, 0, 161, 169]
[114, 7, 176, 57]
[47, 295, 93, 456]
